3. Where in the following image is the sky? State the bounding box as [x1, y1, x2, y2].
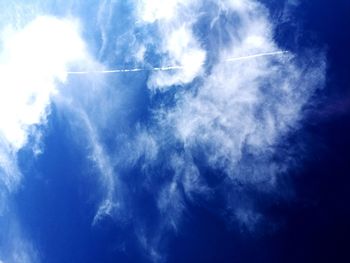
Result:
[0, 0, 349, 262]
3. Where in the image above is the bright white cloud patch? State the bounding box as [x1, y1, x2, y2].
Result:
[0, 15, 91, 262]
[136, 0, 206, 90]
[0, 16, 89, 189]
[136, 0, 186, 23]
[0, 16, 87, 152]
[148, 24, 206, 89]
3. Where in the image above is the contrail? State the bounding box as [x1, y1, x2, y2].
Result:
[67, 50, 288, 75]
[225, 50, 289, 62]
[66, 68, 144, 74]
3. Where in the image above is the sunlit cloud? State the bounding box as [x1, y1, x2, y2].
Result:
[0, 15, 88, 155]
[92, 0, 325, 257]
[0, 15, 91, 262]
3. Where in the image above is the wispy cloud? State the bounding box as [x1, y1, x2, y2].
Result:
[91, 0, 325, 258]
[135, 0, 206, 90]
[0, 216, 40, 263]
[78, 110, 118, 225]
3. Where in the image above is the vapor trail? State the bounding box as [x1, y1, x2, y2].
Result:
[67, 51, 288, 75]
[225, 50, 288, 62]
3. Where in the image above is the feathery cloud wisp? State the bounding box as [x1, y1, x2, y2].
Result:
[93, 0, 325, 258]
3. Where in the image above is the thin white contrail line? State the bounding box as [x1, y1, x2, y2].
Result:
[225, 50, 289, 62]
[67, 50, 289, 75]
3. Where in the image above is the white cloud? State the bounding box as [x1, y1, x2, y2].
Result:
[0, 15, 92, 262]
[57, 0, 325, 258]
[234, 207, 262, 232]
[125, 129, 159, 166]
[135, 0, 205, 90]
[0, 15, 92, 193]
[136, 0, 187, 23]
[80, 111, 119, 225]
[97, 0, 118, 60]
[0, 205, 40, 263]
[148, 25, 206, 89]
[122, 0, 325, 251]
[52, 0, 325, 260]
[6, 239, 39, 263]
[150, 0, 325, 183]
[0, 15, 88, 156]
[0, 141, 20, 192]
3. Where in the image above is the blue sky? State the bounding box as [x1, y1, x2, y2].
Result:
[0, 0, 349, 262]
